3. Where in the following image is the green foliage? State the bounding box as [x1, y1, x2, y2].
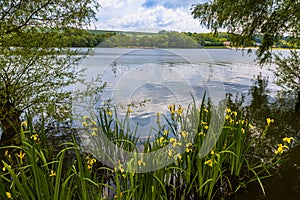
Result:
[0, 98, 290, 199]
[191, 0, 299, 61]
[63, 29, 116, 47]
[99, 31, 200, 48]
[191, 0, 300, 92]
[184, 32, 229, 47]
[273, 51, 300, 92]
[0, 0, 99, 142]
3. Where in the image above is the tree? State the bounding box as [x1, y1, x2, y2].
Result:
[273, 51, 300, 91]
[0, 0, 99, 145]
[191, 0, 300, 92]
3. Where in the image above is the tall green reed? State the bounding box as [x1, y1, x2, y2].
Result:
[0, 97, 290, 200]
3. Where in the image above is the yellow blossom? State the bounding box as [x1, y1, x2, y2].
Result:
[174, 154, 182, 161]
[186, 148, 192, 153]
[275, 144, 288, 154]
[2, 165, 11, 172]
[16, 150, 25, 160]
[50, 170, 56, 177]
[4, 150, 9, 157]
[170, 138, 176, 143]
[92, 127, 98, 131]
[168, 150, 173, 157]
[201, 121, 208, 125]
[168, 104, 175, 114]
[163, 130, 168, 135]
[232, 111, 237, 117]
[82, 122, 88, 127]
[107, 110, 113, 116]
[83, 116, 89, 120]
[115, 160, 125, 173]
[170, 139, 182, 147]
[266, 118, 274, 125]
[198, 132, 205, 136]
[186, 143, 192, 148]
[21, 121, 28, 127]
[226, 108, 231, 113]
[30, 134, 40, 141]
[177, 106, 183, 116]
[156, 112, 160, 122]
[157, 137, 165, 144]
[186, 143, 193, 152]
[204, 125, 209, 130]
[204, 108, 209, 113]
[204, 159, 213, 167]
[241, 128, 245, 134]
[91, 132, 97, 136]
[283, 137, 294, 144]
[114, 192, 123, 199]
[210, 150, 215, 155]
[225, 115, 230, 120]
[138, 158, 146, 166]
[91, 121, 97, 126]
[127, 107, 132, 113]
[249, 123, 254, 129]
[86, 156, 96, 170]
[6, 192, 12, 199]
[181, 131, 188, 138]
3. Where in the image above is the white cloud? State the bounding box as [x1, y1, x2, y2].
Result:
[94, 1, 209, 33]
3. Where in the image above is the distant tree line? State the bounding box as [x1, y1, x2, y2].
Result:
[64, 29, 116, 47]
[99, 31, 200, 48]
[184, 32, 299, 48]
[11, 28, 298, 48]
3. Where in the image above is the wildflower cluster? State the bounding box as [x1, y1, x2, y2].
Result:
[204, 150, 217, 168]
[114, 160, 125, 173]
[50, 170, 56, 177]
[16, 150, 25, 161]
[138, 157, 146, 166]
[185, 143, 193, 153]
[31, 134, 40, 142]
[168, 104, 184, 117]
[82, 116, 98, 137]
[169, 138, 182, 147]
[262, 117, 275, 138]
[225, 108, 252, 134]
[86, 155, 97, 170]
[275, 136, 294, 155]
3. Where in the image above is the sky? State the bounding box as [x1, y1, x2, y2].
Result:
[93, 0, 209, 33]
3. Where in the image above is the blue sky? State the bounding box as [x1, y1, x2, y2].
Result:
[93, 0, 209, 32]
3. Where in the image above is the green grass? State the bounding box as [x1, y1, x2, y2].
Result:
[203, 46, 229, 49]
[0, 99, 290, 199]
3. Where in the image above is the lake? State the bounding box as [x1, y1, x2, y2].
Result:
[75, 48, 300, 199]
[76, 48, 280, 136]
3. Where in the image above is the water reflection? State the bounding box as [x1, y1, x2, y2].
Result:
[231, 74, 300, 200]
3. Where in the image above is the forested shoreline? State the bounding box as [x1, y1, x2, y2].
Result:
[66, 29, 299, 49]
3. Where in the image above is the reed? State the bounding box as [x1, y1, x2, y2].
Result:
[0, 98, 291, 199]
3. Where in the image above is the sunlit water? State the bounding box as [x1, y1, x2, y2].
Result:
[76, 48, 280, 136]
[75, 48, 300, 199]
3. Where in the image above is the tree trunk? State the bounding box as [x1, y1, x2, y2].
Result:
[0, 101, 21, 146]
[296, 91, 300, 114]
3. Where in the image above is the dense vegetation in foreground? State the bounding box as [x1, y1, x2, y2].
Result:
[0, 98, 293, 200]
